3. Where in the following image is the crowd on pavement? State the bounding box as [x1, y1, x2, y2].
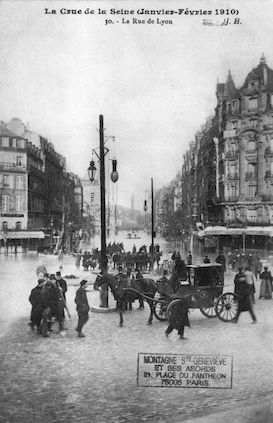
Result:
[29, 268, 90, 338]
[28, 246, 273, 343]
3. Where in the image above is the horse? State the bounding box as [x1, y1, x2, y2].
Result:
[94, 274, 158, 327]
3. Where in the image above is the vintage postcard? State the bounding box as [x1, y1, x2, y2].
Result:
[0, 1, 273, 422]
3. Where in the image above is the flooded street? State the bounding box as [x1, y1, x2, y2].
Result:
[0, 231, 169, 335]
[1, 232, 273, 422]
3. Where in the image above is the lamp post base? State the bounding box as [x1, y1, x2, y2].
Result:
[100, 284, 109, 308]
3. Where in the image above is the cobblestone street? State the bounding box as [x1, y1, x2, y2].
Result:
[1, 255, 273, 422]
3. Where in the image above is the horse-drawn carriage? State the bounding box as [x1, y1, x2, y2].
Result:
[93, 263, 239, 327]
[153, 263, 238, 323]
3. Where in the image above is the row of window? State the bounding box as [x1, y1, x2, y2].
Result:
[228, 162, 257, 175]
[1, 137, 25, 149]
[227, 185, 257, 198]
[0, 174, 26, 189]
[2, 221, 21, 230]
[227, 208, 269, 223]
[2, 195, 25, 212]
[0, 156, 25, 168]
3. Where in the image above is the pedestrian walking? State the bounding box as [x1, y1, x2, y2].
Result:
[165, 296, 191, 340]
[75, 252, 81, 269]
[244, 266, 256, 303]
[28, 278, 44, 333]
[233, 268, 257, 324]
[259, 266, 273, 300]
[75, 280, 90, 338]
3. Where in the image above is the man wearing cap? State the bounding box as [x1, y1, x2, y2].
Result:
[56, 271, 67, 300]
[75, 280, 90, 338]
[28, 278, 44, 332]
[56, 271, 68, 319]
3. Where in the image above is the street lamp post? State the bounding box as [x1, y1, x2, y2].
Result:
[50, 217, 54, 251]
[88, 115, 118, 308]
[144, 177, 155, 270]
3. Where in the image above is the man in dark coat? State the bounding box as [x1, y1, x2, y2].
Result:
[75, 280, 90, 337]
[234, 268, 257, 324]
[56, 271, 68, 318]
[28, 278, 44, 332]
[165, 297, 191, 339]
[135, 269, 144, 309]
[215, 251, 226, 283]
[115, 266, 129, 312]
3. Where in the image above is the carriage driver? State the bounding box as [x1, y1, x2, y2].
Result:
[115, 265, 131, 312]
[116, 266, 129, 290]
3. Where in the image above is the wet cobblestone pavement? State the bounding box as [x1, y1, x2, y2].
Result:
[1, 255, 273, 422]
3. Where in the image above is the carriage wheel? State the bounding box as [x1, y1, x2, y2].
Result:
[199, 305, 217, 318]
[166, 299, 182, 320]
[153, 301, 168, 321]
[215, 292, 239, 322]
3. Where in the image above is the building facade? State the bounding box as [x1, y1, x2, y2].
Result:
[157, 55, 273, 254]
[0, 125, 28, 231]
[1, 118, 83, 251]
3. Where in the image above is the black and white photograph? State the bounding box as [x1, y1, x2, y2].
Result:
[0, 0, 273, 422]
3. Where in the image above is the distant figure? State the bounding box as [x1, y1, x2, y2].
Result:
[203, 255, 211, 264]
[75, 280, 90, 338]
[75, 253, 81, 269]
[36, 265, 47, 277]
[187, 251, 193, 265]
[215, 251, 226, 271]
[259, 267, 272, 300]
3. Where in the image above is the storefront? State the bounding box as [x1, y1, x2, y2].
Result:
[0, 231, 45, 253]
[197, 226, 273, 254]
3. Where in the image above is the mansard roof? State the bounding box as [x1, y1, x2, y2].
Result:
[224, 70, 238, 100]
[0, 123, 20, 138]
[242, 55, 273, 91]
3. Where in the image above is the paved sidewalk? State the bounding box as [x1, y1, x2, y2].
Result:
[1, 290, 273, 423]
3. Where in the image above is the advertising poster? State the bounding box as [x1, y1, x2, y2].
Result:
[0, 1, 273, 422]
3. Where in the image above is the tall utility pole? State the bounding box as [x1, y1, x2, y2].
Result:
[99, 115, 108, 307]
[151, 177, 155, 267]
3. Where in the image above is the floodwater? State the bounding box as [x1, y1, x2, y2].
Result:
[0, 230, 170, 335]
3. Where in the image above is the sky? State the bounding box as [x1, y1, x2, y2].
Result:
[0, 0, 273, 208]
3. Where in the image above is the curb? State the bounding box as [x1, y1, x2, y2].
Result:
[91, 305, 117, 313]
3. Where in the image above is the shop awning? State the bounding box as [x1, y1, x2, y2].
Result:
[0, 231, 45, 240]
[197, 226, 273, 238]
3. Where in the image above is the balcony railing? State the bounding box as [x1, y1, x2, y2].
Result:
[227, 173, 239, 180]
[226, 150, 238, 159]
[265, 170, 273, 179]
[0, 162, 26, 171]
[245, 172, 257, 180]
[226, 196, 239, 202]
[265, 146, 273, 156]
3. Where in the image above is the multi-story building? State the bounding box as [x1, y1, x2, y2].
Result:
[0, 124, 45, 250]
[197, 55, 273, 252]
[0, 124, 28, 231]
[1, 118, 83, 251]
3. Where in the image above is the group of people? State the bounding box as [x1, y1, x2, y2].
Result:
[233, 264, 273, 324]
[28, 271, 68, 337]
[29, 269, 91, 338]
